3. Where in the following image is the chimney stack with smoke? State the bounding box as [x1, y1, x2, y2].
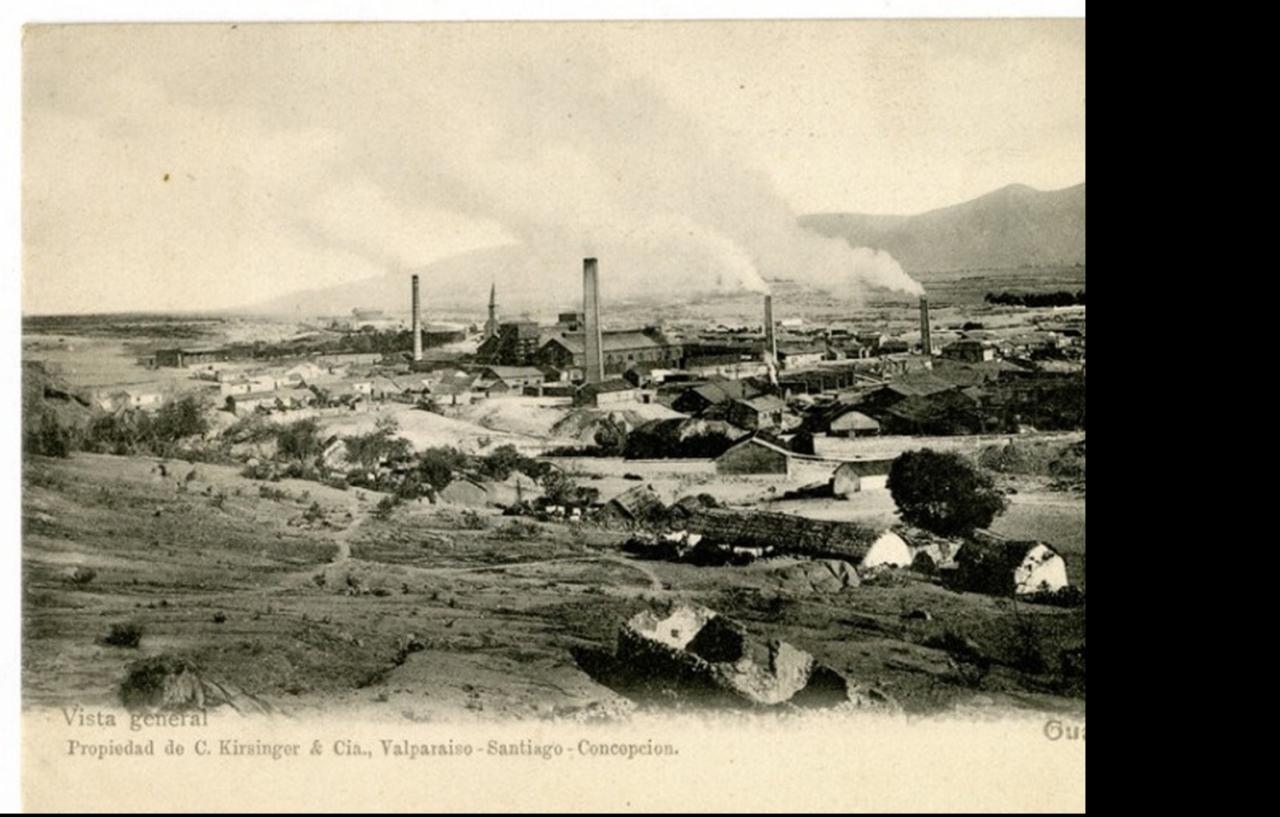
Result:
[918, 294, 931, 357]
[583, 258, 604, 384]
[411, 274, 423, 362]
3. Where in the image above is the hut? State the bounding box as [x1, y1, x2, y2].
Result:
[603, 484, 668, 524]
[830, 462, 862, 497]
[714, 436, 793, 475]
[859, 530, 914, 569]
[954, 536, 1069, 596]
[828, 409, 880, 438]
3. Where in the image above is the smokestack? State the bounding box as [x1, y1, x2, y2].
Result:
[583, 258, 605, 384]
[918, 294, 931, 357]
[763, 295, 778, 366]
[411, 274, 423, 362]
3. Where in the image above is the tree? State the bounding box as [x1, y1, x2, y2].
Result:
[886, 449, 1008, 536]
[277, 418, 323, 462]
[592, 417, 628, 455]
[540, 469, 580, 506]
[29, 412, 73, 458]
[416, 446, 469, 491]
[152, 395, 210, 442]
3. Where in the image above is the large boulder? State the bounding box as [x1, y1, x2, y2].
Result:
[601, 604, 857, 709]
[773, 559, 861, 594]
[120, 655, 272, 715]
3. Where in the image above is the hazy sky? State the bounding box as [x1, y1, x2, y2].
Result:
[22, 20, 1085, 314]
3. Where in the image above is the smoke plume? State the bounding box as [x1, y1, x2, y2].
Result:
[301, 41, 925, 304]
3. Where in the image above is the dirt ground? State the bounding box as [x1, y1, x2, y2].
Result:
[22, 452, 1085, 723]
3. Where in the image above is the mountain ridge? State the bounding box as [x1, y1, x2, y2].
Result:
[799, 182, 1085, 273]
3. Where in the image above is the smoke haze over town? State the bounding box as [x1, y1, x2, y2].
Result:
[22, 21, 1084, 315]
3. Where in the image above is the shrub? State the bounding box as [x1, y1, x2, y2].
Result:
[372, 495, 400, 520]
[242, 461, 278, 481]
[101, 622, 144, 648]
[119, 655, 200, 711]
[495, 520, 541, 540]
[887, 449, 1009, 536]
[417, 446, 470, 490]
[459, 509, 488, 530]
[539, 470, 580, 507]
[303, 501, 325, 523]
[277, 418, 323, 462]
[27, 412, 74, 458]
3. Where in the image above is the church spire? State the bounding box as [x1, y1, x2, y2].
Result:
[483, 281, 500, 340]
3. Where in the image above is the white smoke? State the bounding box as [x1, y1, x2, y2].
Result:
[25, 28, 925, 311]
[307, 45, 925, 303]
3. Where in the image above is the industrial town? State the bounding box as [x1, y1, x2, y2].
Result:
[21, 22, 1084, 727]
[23, 249, 1085, 720]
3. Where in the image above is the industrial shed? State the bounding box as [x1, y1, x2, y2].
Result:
[676, 507, 882, 563]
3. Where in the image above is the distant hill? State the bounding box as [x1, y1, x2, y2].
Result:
[799, 183, 1085, 273]
[250, 182, 1084, 317]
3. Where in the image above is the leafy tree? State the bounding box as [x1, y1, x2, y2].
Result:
[540, 469, 580, 506]
[416, 446, 469, 490]
[477, 444, 522, 481]
[28, 412, 73, 458]
[152, 395, 210, 441]
[887, 449, 1009, 536]
[592, 417, 628, 456]
[277, 418, 323, 462]
[343, 427, 412, 471]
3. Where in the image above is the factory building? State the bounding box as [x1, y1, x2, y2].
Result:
[153, 347, 231, 368]
[536, 329, 682, 380]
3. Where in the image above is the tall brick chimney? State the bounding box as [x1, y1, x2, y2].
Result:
[763, 295, 778, 366]
[918, 294, 931, 356]
[411, 274, 423, 362]
[583, 258, 604, 384]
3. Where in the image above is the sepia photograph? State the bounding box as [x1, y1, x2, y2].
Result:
[13, 6, 1085, 811]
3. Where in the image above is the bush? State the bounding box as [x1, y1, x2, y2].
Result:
[495, 520, 541, 540]
[101, 622, 144, 648]
[887, 449, 1009, 536]
[27, 412, 74, 458]
[241, 461, 279, 481]
[416, 446, 470, 491]
[277, 418, 323, 462]
[119, 655, 200, 711]
[459, 509, 488, 530]
[372, 495, 400, 520]
[539, 470, 581, 506]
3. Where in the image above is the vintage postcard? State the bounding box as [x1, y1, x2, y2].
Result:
[18, 15, 1085, 812]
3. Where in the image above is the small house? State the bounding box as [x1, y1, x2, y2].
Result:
[726, 395, 787, 432]
[575, 379, 648, 407]
[603, 484, 668, 524]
